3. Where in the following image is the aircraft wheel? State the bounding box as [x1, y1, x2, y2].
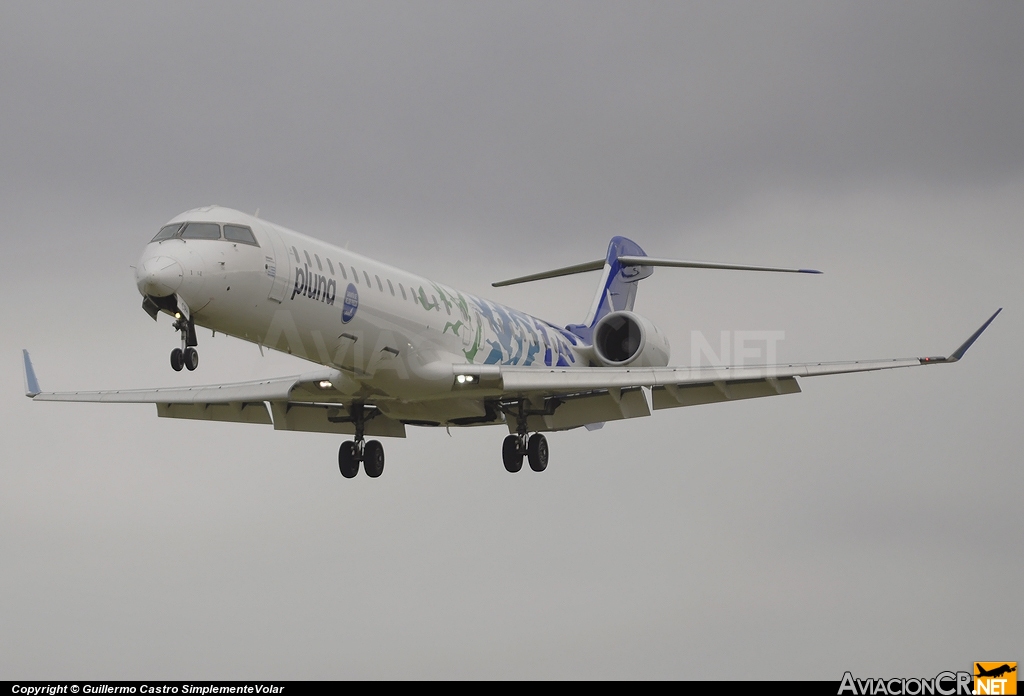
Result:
[502, 435, 523, 473]
[170, 348, 184, 372]
[527, 433, 549, 472]
[338, 441, 359, 478]
[184, 347, 199, 371]
[364, 440, 385, 478]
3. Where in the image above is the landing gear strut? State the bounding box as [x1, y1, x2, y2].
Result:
[337, 403, 385, 478]
[502, 401, 549, 473]
[170, 312, 198, 372]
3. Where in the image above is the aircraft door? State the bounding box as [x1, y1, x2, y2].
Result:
[258, 222, 291, 303]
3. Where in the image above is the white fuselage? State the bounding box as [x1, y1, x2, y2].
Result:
[136, 206, 588, 419]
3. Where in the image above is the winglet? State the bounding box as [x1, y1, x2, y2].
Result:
[947, 308, 1002, 362]
[920, 309, 1002, 365]
[22, 349, 41, 397]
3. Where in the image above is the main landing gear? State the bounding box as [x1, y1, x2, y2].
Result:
[501, 401, 549, 473]
[502, 432, 549, 473]
[169, 312, 199, 372]
[337, 404, 385, 478]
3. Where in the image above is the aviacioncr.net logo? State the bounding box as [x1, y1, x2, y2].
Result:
[974, 663, 1017, 695]
[839, 671, 973, 695]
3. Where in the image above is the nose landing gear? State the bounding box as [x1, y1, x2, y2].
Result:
[170, 309, 199, 372]
[170, 346, 199, 372]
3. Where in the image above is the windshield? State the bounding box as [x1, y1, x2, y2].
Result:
[223, 224, 259, 246]
[180, 222, 221, 240]
[151, 223, 182, 242]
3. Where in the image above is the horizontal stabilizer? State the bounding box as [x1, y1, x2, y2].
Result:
[493, 253, 820, 287]
[492, 259, 605, 287]
[617, 256, 821, 275]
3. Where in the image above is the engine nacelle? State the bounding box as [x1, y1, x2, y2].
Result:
[592, 311, 671, 367]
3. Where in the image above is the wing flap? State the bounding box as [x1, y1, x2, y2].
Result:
[513, 388, 651, 433]
[653, 376, 801, 410]
[269, 402, 406, 438]
[157, 401, 273, 425]
[496, 358, 923, 396]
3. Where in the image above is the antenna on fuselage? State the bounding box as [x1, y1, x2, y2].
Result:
[253, 208, 260, 218]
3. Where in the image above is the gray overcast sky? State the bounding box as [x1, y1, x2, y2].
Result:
[2, 1, 1021, 679]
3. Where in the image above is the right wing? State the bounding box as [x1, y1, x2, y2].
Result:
[21, 351, 405, 437]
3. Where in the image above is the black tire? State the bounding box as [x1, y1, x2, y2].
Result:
[527, 433, 548, 472]
[502, 435, 523, 473]
[170, 348, 184, 372]
[364, 440, 385, 478]
[184, 347, 199, 371]
[338, 441, 359, 478]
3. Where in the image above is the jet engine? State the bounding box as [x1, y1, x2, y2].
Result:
[591, 311, 671, 367]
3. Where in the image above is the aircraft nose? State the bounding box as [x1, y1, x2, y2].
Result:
[137, 255, 184, 297]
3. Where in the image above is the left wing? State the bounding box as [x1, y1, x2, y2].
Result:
[450, 309, 1001, 432]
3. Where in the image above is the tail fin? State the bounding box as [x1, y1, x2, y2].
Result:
[566, 237, 651, 343]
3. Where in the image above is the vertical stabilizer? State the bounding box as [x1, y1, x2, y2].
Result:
[566, 237, 651, 343]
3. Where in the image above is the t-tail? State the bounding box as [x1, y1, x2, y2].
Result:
[492, 236, 822, 345]
[564, 237, 651, 343]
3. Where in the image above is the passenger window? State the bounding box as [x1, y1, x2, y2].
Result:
[180, 222, 221, 240]
[151, 223, 182, 242]
[223, 225, 259, 246]
[292, 246, 300, 263]
[352, 268, 359, 284]
[339, 264, 347, 280]
[387, 279, 394, 296]
[304, 250, 312, 266]
[364, 271, 371, 287]
[315, 254, 323, 271]
[375, 275, 382, 291]
[399, 283, 407, 300]
[432, 295, 439, 311]
[327, 258, 334, 275]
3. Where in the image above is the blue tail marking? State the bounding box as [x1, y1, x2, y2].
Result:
[566, 236, 651, 344]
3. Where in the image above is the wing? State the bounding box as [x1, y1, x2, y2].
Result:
[21, 351, 406, 437]
[22, 309, 999, 436]
[450, 309, 1002, 433]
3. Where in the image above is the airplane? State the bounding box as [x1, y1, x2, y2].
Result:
[21, 205, 1001, 478]
[975, 664, 1016, 679]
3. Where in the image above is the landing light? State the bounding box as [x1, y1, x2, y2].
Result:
[318, 380, 333, 389]
[174, 312, 181, 319]
[456, 374, 474, 384]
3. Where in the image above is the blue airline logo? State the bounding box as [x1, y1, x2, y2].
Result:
[341, 283, 358, 323]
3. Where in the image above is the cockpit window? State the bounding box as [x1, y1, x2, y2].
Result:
[223, 224, 259, 246]
[180, 222, 221, 240]
[152, 223, 182, 242]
